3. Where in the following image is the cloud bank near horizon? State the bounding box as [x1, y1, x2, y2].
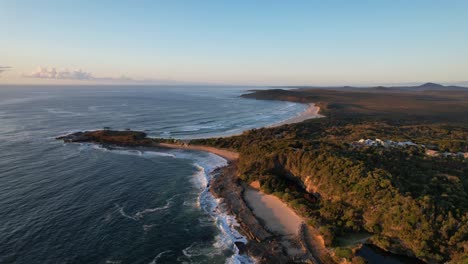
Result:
[23, 66, 143, 83]
[19, 66, 211, 85]
[25, 66, 94, 80]
[0, 66, 12, 76]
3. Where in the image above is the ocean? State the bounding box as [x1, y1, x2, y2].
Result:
[0, 85, 306, 264]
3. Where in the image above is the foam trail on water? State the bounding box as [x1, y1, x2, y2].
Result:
[115, 204, 138, 221]
[143, 224, 155, 233]
[45, 108, 83, 116]
[134, 202, 170, 219]
[134, 194, 181, 219]
[148, 250, 172, 264]
[115, 194, 177, 221]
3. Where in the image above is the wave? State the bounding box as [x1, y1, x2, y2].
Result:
[0, 95, 55, 106]
[45, 108, 83, 116]
[87, 105, 104, 111]
[189, 155, 254, 264]
[160, 131, 171, 137]
[77, 143, 175, 158]
[141, 151, 175, 158]
[67, 142, 253, 262]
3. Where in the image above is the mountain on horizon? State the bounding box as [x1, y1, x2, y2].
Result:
[279, 82, 468, 92]
[418, 82, 445, 88]
[393, 82, 468, 91]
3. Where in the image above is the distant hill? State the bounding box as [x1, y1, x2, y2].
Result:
[276, 82, 468, 92]
[388, 82, 468, 91]
[242, 84, 468, 123]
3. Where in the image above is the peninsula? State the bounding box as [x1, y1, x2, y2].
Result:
[57, 83, 468, 264]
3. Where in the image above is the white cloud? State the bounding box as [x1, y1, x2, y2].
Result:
[21, 66, 210, 85]
[25, 66, 94, 80]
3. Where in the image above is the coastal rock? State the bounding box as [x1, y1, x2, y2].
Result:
[210, 164, 293, 263]
[56, 130, 148, 145]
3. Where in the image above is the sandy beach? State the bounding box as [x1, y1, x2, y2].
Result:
[270, 103, 323, 127]
[244, 181, 303, 237]
[156, 142, 239, 161]
[157, 143, 320, 261]
[155, 106, 327, 262]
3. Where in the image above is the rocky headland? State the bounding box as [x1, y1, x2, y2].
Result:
[57, 129, 321, 263]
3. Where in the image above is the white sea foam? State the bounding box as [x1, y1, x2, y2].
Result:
[87, 105, 101, 111]
[134, 203, 170, 219]
[183, 200, 197, 207]
[68, 142, 253, 262]
[45, 108, 83, 116]
[133, 195, 177, 219]
[143, 224, 155, 233]
[160, 131, 171, 137]
[105, 260, 122, 264]
[148, 250, 172, 264]
[115, 194, 177, 221]
[178, 126, 202, 132]
[115, 204, 138, 221]
[141, 151, 175, 158]
[177, 123, 227, 133]
[76, 143, 175, 158]
[0, 95, 55, 106]
[182, 242, 205, 258]
[186, 154, 254, 264]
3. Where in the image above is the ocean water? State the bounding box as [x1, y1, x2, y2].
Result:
[0, 85, 306, 264]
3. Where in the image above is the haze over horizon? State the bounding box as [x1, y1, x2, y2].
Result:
[1, 0, 467, 86]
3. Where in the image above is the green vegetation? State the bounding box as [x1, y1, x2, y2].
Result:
[192, 88, 468, 263]
[335, 247, 353, 259]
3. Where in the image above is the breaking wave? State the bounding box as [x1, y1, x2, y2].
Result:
[188, 154, 254, 264]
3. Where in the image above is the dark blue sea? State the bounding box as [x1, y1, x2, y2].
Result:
[0, 85, 306, 264]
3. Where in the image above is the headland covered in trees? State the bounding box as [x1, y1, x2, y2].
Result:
[58, 83, 467, 264]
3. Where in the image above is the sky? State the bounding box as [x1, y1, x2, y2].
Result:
[1, 0, 468, 86]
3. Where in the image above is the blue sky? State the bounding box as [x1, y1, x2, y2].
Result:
[1, 0, 467, 85]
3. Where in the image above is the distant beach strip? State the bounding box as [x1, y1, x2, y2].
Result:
[270, 103, 323, 127]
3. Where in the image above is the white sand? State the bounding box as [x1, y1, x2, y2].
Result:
[156, 143, 239, 161]
[244, 182, 303, 236]
[270, 103, 323, 128]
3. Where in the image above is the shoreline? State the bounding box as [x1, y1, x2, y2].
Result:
[56, 102, 326, 263]
[269, 103, 323, 127]
[155, 143, 317, 261]
[155, 142, 239, 161]
[211, 102, 322, 139]
[152, 104, 326, 262]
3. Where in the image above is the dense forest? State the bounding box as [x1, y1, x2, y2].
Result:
[192, 87, 468, 264]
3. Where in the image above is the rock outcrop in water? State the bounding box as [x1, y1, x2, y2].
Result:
[57, 130, 150, 145]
